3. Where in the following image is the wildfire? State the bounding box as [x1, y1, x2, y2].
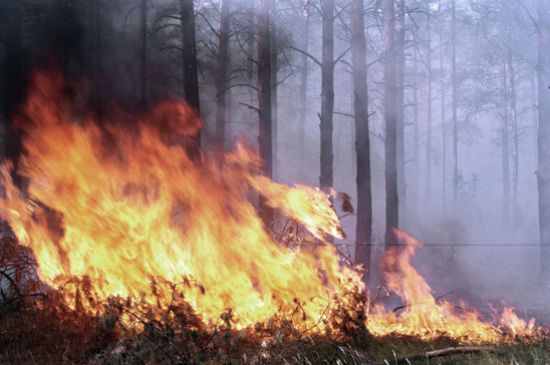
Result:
[0, 72, 539, 342]
[367, 230, 537, 342]
[0, 72, 362, 330]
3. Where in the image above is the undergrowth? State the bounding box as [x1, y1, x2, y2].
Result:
[1, 233, 547, 364]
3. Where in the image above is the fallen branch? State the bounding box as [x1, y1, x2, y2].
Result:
[378, 346, 495, 365]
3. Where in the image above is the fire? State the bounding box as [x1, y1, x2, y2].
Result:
[367, 230, 537, 342]
[0, 72, 539, 342]
[0, 72, 362, 330]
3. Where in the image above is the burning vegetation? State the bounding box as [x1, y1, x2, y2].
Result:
[0, 72, 545, 364]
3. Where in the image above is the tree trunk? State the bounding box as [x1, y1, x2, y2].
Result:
[425, 12, 433, 202]
[351, 0, 372, 267]
[508, 50, 519, 217]
[320, 0, 335, 191]
[384, 0, 399, 247]
[215, 0, 230, 148]
[88, 0, 104, 121]
[501, 61, 510, 222]
[3, 0, 24, 170]
[246, 16, 256, 104]
[258, 0, 274, 226]
[140, 0, 148, 106]
[270, 0, 279, 179]
[396, 0, 406, 220]
[412, 57, 419, 207]
[299, 0, 310, 176]
[537, 0, 550, 277]
[180, 0, 201, 159]
[439, 0, 447, 210]
[451, 0, 458, 205]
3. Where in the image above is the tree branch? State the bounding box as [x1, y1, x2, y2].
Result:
[378, 346, 495, 365]
[284, 46, 322, 68]
[217, 83, 258, 97]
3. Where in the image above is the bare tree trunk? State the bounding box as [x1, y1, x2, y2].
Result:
[258, 0, 274, 226]
[451, 0, 458, 205]
[299, 0, 310, 176]
[215, 0, 230, 148]
[439, 0, 447, 210]
[425, 12, 433, 202]
[537, 0, 550, 277]
[351, 0, 372, 267]
[412, 57, 419, 208]
[396, 0, 406, 220]
[508, 50, 519, 217]
[320, 0, 335, 191]
[501, 61, 511, 222]
[270, 0, 279, 179]
[139, 0, 148, 106]
[88, 0, 104, 121]
[384, 0, 399, 247]
[3, 0, 24, 172]
[246, 17, 256, 104]
[180, 0, 201, 158]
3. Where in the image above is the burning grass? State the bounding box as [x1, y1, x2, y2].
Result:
[0, 71, 546, 364]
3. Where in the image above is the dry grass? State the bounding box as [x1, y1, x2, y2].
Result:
[1, 235, 548, 364]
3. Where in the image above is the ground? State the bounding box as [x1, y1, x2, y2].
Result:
[0, 302, 548, 365]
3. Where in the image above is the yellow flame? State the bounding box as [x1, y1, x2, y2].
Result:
[367, 230, 537, 342]
[0, 72, 538, 342]
[0, 72, 362, 330]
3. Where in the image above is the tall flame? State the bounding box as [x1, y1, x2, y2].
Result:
[0, 72, 538, 342]
[0, 72, 362, 329]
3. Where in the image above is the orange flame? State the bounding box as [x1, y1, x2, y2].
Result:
[0, 72, 539, 342]
[367, 230, 537, 342]
[0, 72, 362, 330]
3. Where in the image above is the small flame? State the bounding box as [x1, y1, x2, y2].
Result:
[367, 230, 537, 342]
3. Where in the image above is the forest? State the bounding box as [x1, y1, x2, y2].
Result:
[0, 0, 550, 364]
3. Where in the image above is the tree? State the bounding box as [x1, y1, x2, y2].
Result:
[298, 0, 310, 175]
[351, 0, 372, 267]
[384, 0, 399, 247]
[537, 0, 550, 277]
[451, 0, 458, 204]
[500, 60, 511, 221]
[425, 8, 433, 202]
[139, 0, 148, 106]
[180, 0, 201, 158]
[258, 0, 274, 226]
[2, 0, 24, 168]
[508, 49, 519, 214]
[395, 0, 406, 218]
[271, 0, 279, 179]
[215, 0, 231, 148]
[320, 0, 335, 191]
[439, 0, 447, 209]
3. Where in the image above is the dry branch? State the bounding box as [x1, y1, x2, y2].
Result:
[378, 346, 495, 365]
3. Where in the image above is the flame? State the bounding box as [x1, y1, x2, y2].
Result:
[367, 230, 537, 342]
[0, 72, 362, 330]
[0, 72, 539, 342]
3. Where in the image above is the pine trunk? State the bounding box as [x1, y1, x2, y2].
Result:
[215, 0, 230, 148]
[351, 0, 373, 267]
[258, 0, 274, 226]
[384, 0, 399, 247]
[180, 0, 201, 159]
[320, 0, 335, 190]
[537, 0, 550, 277]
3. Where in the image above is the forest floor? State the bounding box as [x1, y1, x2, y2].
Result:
[0, 301, 548, 365]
